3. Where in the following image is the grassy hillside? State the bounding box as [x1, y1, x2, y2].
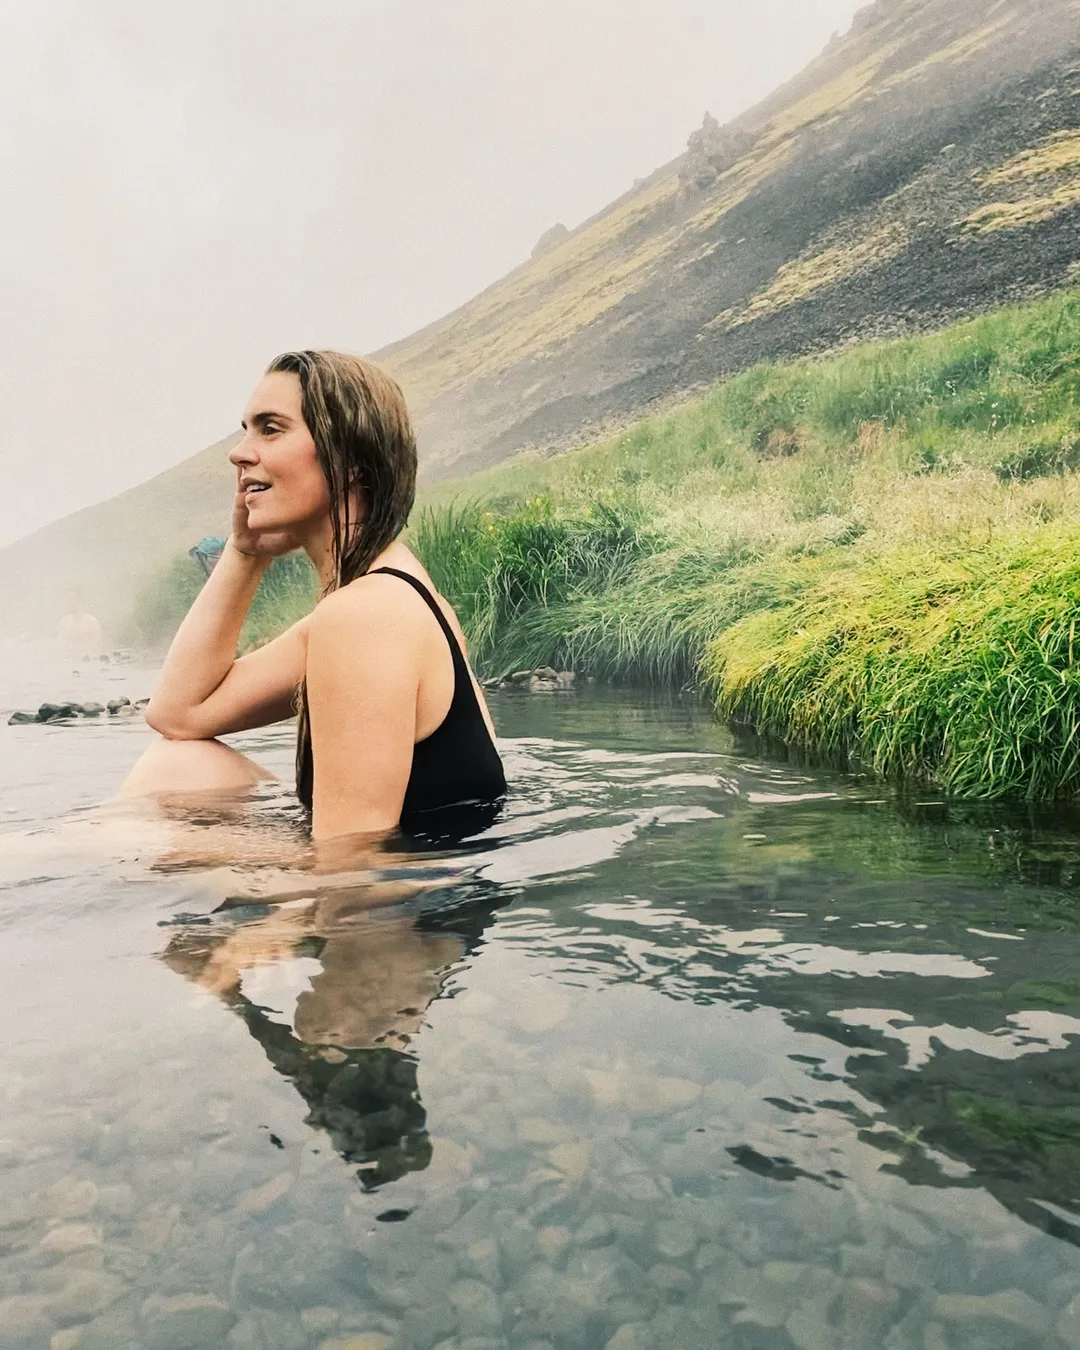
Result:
[4, 0, 1080, 636]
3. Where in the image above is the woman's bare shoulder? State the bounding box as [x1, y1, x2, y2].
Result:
[309, 572, 425, 636]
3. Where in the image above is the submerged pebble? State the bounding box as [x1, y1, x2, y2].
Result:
[316, 1337, 393, 1350]
[39, 1224, 102, 1256]
[139, 1292, 236, 1349]
[46, 1269, 126, 1323]
[0, 1294, 54, 1348]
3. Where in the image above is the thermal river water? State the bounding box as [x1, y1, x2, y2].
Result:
[3, 656, 1080, 1349]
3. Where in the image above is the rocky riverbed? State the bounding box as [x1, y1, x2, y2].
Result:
[3, 688, 1080, 1349]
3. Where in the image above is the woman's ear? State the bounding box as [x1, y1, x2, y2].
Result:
[348, 479, 369, 523]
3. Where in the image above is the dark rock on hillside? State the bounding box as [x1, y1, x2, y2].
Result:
[532, 222, 570, 258]
[679, 113, 755, 191]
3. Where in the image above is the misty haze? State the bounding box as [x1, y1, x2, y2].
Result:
[5, 3, 1080, 1348]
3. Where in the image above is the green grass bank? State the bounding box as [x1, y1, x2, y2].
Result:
[137, 288, 1080, 798]
[415, 288, 1080, 800]
[128, 551, 319, 654]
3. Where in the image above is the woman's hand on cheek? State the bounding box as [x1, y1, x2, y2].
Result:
[230, 482, 303, 559]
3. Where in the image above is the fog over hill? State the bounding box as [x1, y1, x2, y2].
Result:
[4, 0, 1080, 636]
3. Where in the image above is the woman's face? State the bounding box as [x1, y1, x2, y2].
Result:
[230, 371, 332, 534]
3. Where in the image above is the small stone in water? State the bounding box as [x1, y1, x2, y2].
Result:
[786, 1286, 841, 1350]
[515, 1118, 569, 1145]
[0, 1294, 54, 1346]
[840, 1277, 899, 1344]
[140, 1292, 236, 1350]
[548, 1139, 590, 1182]
[95, 1184, 135, 1219]
[46, 1270, 125, 1323]
[464, 1237, 501, 1288]
[604, 1324, 652, 1350]
[537, 1226, 571, 1263]
[574, 1213, 616, 1248]
[46, 1177, 98, 1220]
[922, 1324, 949, 1350]
[647, 1263, 694, 1300]
[883, 1207, 939, 1251]
[495, 1215, 537, 1273]
[237, 1172, 292, 1214]
[40, 1223, 102, 1255]
[583, 1068, 700, 1117]
[693, 1243, 723, 1273]
[299, 1307, 340, 1335]
[67, 1299, 139, 1350]
[316, 1338, 393, 1350]
[37, 702, 80, 722]
[229, 1310, 309, 1350]
[50, 1331, 81, 1350]
[449, 1278, 502, 1334]
[653, 1218, 696, 1262]
[424, 1136, 477, 1187]
[883, 1244, 929, 1290]
[934, 1288, 1051, 1336]
[615, 1173, 663, 1203]
[1058, 1294, 1080, 1349]
[838, 1241, 884, 1279]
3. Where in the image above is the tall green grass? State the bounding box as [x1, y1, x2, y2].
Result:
[415, 287, 1080, 798]
[706, 530, 1080, 799]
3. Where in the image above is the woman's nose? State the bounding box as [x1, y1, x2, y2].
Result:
[229, 434, 258, 468]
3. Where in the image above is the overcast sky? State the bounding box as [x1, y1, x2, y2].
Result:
[0, 0, 864, 548]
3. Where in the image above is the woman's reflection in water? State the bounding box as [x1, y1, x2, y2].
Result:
[160, 862, 503, 1190]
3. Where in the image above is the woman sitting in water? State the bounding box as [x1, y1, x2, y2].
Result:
[122, 350, 506, 839]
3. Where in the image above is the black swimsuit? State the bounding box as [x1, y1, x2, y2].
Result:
[296, 568, 507, 828]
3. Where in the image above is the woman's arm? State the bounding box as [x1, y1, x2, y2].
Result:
[146, 497, 309, 740]
[305, 578, 421, 839]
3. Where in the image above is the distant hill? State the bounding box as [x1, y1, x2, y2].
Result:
[4, 0, 1080, 635]
[0, 436, 239, 636]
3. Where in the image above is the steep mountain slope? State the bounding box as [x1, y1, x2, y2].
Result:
[392, 0, 1080, 478]
[3, 0, 1080, 634]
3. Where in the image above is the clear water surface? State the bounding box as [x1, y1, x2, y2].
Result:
[3, 654, 1080, 1350]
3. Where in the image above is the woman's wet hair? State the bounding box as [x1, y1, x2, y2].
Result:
[266, 349, 417, 587]
[264, 349, 418, 787]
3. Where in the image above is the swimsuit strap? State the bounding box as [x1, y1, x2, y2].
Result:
[367, 568, 467, 670]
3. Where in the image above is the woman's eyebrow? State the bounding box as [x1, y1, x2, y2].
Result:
[240, 410, 292, 430]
